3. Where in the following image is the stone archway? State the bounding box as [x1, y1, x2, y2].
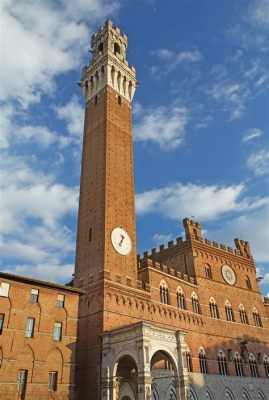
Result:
[150, 350, 178, 400]
[115, 355, 137, 400]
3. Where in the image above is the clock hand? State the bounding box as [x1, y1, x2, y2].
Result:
[118, 234, 125, 247]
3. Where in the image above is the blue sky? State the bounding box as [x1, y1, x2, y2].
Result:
[1, 0, 268, 296]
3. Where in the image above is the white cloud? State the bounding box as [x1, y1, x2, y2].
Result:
[136, 182, 269, 221]
[133, 105, 188, 149]
[16, 125, 59, 148]
[247, 148, 269, 176]
[0, 0, 119, 107]
[208, 205, 269, 263]
[2, 263, 74, 283]
[151, 47, 202, 76]
[195, 115, 213, 129]
[156, 48, 202, 64]
[55, 96, 84, 141]
[209, 81, 250, 120]
[152, 233, 173, 244]
[249, 0, 269, 29]
[242, 128, 263, 142]
[0, 105, 13, 149]
[0, 153, 78, 281]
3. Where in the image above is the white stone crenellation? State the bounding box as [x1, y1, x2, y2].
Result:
[80, 19, 137, 103]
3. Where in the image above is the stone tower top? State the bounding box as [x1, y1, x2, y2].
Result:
[80, 19, 137, 103]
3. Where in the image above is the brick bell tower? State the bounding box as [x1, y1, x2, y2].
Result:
[74, 20, 138, 398]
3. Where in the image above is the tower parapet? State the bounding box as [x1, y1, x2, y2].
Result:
[80, 19, 137, 103]
[234, 238, 252, 257]
[183, 218, 203, 241]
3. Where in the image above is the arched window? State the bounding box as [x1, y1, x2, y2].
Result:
[160, 281, 169, 305]
[264, 355, 269, 378]
[249, 354, 259, 377]
[186, 351, 193, 372]
[239, 304, 249, 325]
[191, 292, 200, 314]
[98, 42, 103, 54]
[204, 265, 212, 279]
[177, 287, 186, 310]
[246, 276, 252, 290]
[198, 348, 208, 374]
[253, 308, 262, 327]
[218, 350, 228, 375]
[234, 352, 244, 376]
[225, 301, 234, 322]
[209, 298, 219, 319]
[114, 42, 121, 55]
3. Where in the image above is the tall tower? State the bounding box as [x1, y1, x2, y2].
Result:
[74, 20, 138, 398]
[75, 20, 137, 287]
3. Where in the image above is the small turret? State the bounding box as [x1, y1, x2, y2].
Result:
[234, 238, 251, 257]
[183, 218, 203, 241]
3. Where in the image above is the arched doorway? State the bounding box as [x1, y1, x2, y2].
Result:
[115, 356, 137, 400]
[150, 351, 178, 400]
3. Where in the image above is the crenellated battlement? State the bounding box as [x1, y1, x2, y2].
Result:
[137, 257, 197, 285]
[137, 219, 253, 263]
[80, 19, 137, 103]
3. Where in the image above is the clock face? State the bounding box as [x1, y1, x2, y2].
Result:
[111, 227, 132, 256]
[221, 265, 236, 285]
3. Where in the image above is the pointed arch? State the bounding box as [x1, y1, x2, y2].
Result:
[160, 280, 169, 305]
[205, 387, 214, 400]
[256, 389, 266, 400]
[240, 388, 251, 400]
[165, 383, 176, 400]
[191, 292, 200, 314]
[222, 387, 235, 400]
[218, 349, 228, 375]
[176, 286, 186, 310]
[46, 347, 64, 382]
[189, 386, 198, 400]
[209, 297, 219, 319]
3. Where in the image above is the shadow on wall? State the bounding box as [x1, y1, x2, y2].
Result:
[186, 335, 269, 400]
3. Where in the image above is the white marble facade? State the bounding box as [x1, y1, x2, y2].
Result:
[100, 322, 268, 400]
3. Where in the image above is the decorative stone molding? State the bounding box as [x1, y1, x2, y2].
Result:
[80, 20, 137, 103]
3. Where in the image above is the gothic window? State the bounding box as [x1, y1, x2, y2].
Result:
[264, 356, 269, 378]
[191, 292, 201, 314]
[160, 281, 169, 305]
[253, 308, 262, 327]
[225, 301, 234, 322]
[198, 349, 208, 374]
[249, 354, 259, 377]
[234, 352, 244, 376]
[176, 287, 186, 310]
[186, 351, 193, 372]
[209, 298, 219, 319]
[246, 276, 252, 290]
[239, 305, 249, 325]
[204, 265, 212, 279]
[218, 350, 228, 375]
